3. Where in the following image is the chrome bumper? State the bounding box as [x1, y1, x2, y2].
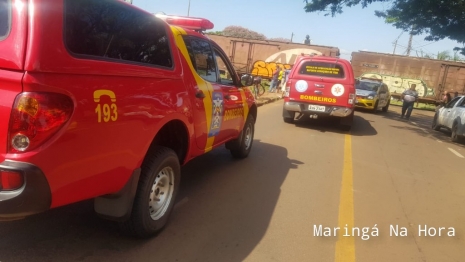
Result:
[283, 101, 353, 117]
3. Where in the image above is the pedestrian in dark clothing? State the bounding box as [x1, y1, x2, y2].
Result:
[400, 84, 419, 120]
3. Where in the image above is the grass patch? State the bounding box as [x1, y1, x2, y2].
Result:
[390, 99, 437, 111]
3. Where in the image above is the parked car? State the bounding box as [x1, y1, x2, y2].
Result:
[0, 0, 256, 237]
[355, 78, 391, 112]
[432, 96, 465, 142]
[282, 54, 356, 130]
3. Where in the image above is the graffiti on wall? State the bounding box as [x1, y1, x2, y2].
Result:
[361, 73, 435, 98]
[251, 61, 292, 78]
[251, 48, 323, 78]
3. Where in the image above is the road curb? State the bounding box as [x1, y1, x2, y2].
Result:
[256, 94, 283, 107]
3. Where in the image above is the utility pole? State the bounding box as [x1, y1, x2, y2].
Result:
[405, 27, 414, 56]
[392, 31, 403, 55]
[291, 32, 294, 43]
[187, 0, 191, 16]
[393, 39, 398, 54]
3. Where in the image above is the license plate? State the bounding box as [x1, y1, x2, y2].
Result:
[309, 105, 326, 112]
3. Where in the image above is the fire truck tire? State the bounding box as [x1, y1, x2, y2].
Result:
[228, 114, 255, 159]
[120, 146, 180, 238]
[282, 109, 295, 123]
[339, 112, 354, 131]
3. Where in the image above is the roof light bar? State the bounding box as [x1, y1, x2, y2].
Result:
[155, 14, 214, 31]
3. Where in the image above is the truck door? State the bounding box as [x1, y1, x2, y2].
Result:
[378, 84, 389, 107]
[448, 97, 465, 127]
[211, 47, 244, 141]
[182, 36, 238, 151]
[443, 97, 461, 128]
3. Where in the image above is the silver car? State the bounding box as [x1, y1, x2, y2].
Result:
[432, 95, 465, 142]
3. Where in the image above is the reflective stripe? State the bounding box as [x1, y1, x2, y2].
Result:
[170, 26, 215, 152]
[239, 89, 249, 123]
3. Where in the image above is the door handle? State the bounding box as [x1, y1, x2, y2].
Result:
[195, 90, 205, 99]
[224, 94, 231, 100]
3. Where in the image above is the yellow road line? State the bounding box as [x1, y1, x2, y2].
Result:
[335, 134, 355, 262]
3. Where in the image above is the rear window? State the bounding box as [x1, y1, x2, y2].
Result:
[64, 0, 173, 68]
[0, 0, 11, 40]
[298, 61, 345, 79]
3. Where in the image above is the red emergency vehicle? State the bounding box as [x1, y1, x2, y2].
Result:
[0, 0, 256, 237]
[282, 55, 355, 130]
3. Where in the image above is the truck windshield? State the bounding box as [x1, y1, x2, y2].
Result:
[0, 0, 11, 40]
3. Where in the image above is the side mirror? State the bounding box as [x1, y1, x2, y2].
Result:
[241, 74, 254, 86]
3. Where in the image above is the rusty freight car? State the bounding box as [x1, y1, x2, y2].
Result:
[207, 34, 340, 78]
[351, 51, 465, 99]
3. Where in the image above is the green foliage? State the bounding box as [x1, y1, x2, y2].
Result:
[206, 31, 224, 36]
[436, 50, 451, 61]
[268, 37, 292, 42]
[303, 0, 465, 55]
[417, 49, 465, 61]
[206, 26, 293, 42]
[222, 26, 266, 40]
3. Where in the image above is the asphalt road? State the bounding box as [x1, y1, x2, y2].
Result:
[1, 102, 464, 262]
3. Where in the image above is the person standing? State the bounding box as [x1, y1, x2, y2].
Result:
[277, 69, 284, 93]
[268, 66, 280, 93]
[281, 67, 292, 95]
[400, 84, 419, 120]
[441, 91, 452, 106]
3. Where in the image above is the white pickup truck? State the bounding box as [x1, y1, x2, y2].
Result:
[432, 95, 465, 142]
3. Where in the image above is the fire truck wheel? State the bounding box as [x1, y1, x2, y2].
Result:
[227, 114, 255, 159]
[339, 112, 354, 131]
[120, 146, 180, 238]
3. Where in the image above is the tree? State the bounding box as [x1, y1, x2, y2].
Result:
[303, 0, 465, 55]
[221, 26, 266, 40]
[452, 51, 463, 62]
[417, 49, 465, 61]
[207, 31, 224, 36]
[436, 50, 451, 61]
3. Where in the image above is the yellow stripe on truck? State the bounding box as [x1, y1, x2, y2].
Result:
[239, 89, 249, 124]
[170, 26, 215, 152]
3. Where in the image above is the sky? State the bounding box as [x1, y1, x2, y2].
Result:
[132, 0, 463, 61]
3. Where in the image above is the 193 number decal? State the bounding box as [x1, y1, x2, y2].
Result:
[93, 89, 118, 123]
[95, 103, 118, 123]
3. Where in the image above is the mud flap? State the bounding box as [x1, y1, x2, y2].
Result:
[94, 168, 141, 222]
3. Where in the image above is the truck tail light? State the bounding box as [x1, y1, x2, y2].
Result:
[8, 92, 74, 153]
[0, 170, 23, 190]
[155, 14, 214, 31]
[348, 93, 355, 105]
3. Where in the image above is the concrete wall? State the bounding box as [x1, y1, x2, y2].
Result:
[351, 51, 465, 98]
